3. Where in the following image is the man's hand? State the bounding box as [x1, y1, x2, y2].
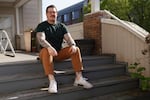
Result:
[47, 47, 58, 56]
[70, 45, 77, 54]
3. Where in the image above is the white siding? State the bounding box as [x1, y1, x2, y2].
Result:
[62, 22, 84, 48]
[19, 0, 41, 50]
[67, 22, 84, 40]
[102, 19, 150, 76]
[22, 0, 40, 31]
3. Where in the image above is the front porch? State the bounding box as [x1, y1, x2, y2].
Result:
[0, 50, 38, 64]
[0, 50, 150, 100]
[0, 0, 150, 99]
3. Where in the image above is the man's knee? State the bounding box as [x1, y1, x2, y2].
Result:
[75, 46, 81, 53]
[39, 48, 49, 59]
[41, 48, 49, 54]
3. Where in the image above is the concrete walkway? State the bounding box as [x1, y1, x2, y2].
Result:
[0, 51, 38, 64]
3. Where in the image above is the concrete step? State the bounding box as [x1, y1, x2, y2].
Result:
[86, 89, 150, 100]
[0, 55, 116, 76]
[0, 64, 127, 94]
[0, 54, 138, 100]
[0, 76, 138, 100]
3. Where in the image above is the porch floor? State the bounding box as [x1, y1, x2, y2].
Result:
[0, 50, 38, 64]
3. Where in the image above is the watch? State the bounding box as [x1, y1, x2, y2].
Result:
[71, 43, 76, 46]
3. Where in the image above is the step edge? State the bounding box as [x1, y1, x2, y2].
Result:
[0, 76, 137, 100]
[0, 64, 126, 83]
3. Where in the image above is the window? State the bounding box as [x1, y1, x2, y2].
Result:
[57, 16, 62, 22]
[64, 13, 70, 22]
[72, 11, 80, 20]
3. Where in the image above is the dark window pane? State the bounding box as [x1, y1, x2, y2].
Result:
[72, 11, 80, 20]
[64, 13, 70, 22]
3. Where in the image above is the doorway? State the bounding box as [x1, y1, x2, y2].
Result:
[0, 15, 15, 49]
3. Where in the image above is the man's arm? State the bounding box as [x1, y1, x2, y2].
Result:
[36, 32, 51, 48]
[64, 33, 76, 46]
[64, 33, 77, 53]
[36, 32, 58, 56]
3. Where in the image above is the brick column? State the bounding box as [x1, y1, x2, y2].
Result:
[83, 12, 103, 55]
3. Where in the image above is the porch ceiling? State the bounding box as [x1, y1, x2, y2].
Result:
[0, 0, 16, 2]
[0, 0, 29, 7]
[0, 0, 18, 7]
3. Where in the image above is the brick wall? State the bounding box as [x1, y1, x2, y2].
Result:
[83, 12, 104, 55]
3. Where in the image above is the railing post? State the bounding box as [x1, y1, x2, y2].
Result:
[91, 0, 100, 13]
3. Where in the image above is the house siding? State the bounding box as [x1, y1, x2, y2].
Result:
[0, 2, 16, 48]
[22, 0, 40, 31]
[102, 19, 150, 76]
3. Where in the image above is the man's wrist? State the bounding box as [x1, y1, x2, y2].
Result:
[71, 43, 76, 46]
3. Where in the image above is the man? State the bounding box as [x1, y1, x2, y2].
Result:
[35, 5, 93, 93]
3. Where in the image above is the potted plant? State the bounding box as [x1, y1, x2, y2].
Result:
[128, 62, 150, 91]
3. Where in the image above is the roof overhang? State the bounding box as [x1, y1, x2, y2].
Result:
[0, 0, 30, 8]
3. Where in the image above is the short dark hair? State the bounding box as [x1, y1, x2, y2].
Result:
[46, 5, 57, 13]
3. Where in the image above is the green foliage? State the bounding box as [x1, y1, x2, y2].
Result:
[140, 77, 150, 91]
[100, 0, 150, 33]
[83, 0, 150, 32]
[83, 1, 91, 14]
[128, 62, 150, 91]
[128, 0, 150, 32]
[128, 62, 145, 79]
[100, 0, 131, 20]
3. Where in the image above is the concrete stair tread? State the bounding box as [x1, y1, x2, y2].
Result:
[82, 55, 115, 60]
[0, 64, 126, 83]
[0, 55, 115, 66]
[86, 89, 150, 100]
[0, 54, 138, 99]
[0, 60, 39, 66]
[0, 75, 135, 100]
[84, 63, 125, 70]
[0, 73, 45, 83]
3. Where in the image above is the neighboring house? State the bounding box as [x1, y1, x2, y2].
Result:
[57, 1, 84, 25]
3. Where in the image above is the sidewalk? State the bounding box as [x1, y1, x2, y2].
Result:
[0, 51, 38, 64]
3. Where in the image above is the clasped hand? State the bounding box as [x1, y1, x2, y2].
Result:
[47, 45, 77, 56]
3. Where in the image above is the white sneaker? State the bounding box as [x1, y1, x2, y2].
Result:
[74, 77, 93, 89]
[48, 80, 58, 93]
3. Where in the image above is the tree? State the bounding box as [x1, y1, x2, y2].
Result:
[128, 0, 150, 32]
[100, 0, 131, 20]
[83, 0, 91, 14]
[100, 0, 150, 33]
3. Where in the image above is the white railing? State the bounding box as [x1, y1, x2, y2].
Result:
[102, 10, 150, 76]
[104, 10, 149, 41]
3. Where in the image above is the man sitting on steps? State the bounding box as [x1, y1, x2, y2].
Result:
[35, 5, 93, 93]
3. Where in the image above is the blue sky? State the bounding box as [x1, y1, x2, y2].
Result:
[42, 0, 84, 20]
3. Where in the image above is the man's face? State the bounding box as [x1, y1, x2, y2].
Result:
[46, 7, 57, 22]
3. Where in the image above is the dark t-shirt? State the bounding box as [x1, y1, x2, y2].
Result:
[35, 21, 68, 52]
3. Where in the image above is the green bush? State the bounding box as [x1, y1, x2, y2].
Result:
[128, 62, 150, 91]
